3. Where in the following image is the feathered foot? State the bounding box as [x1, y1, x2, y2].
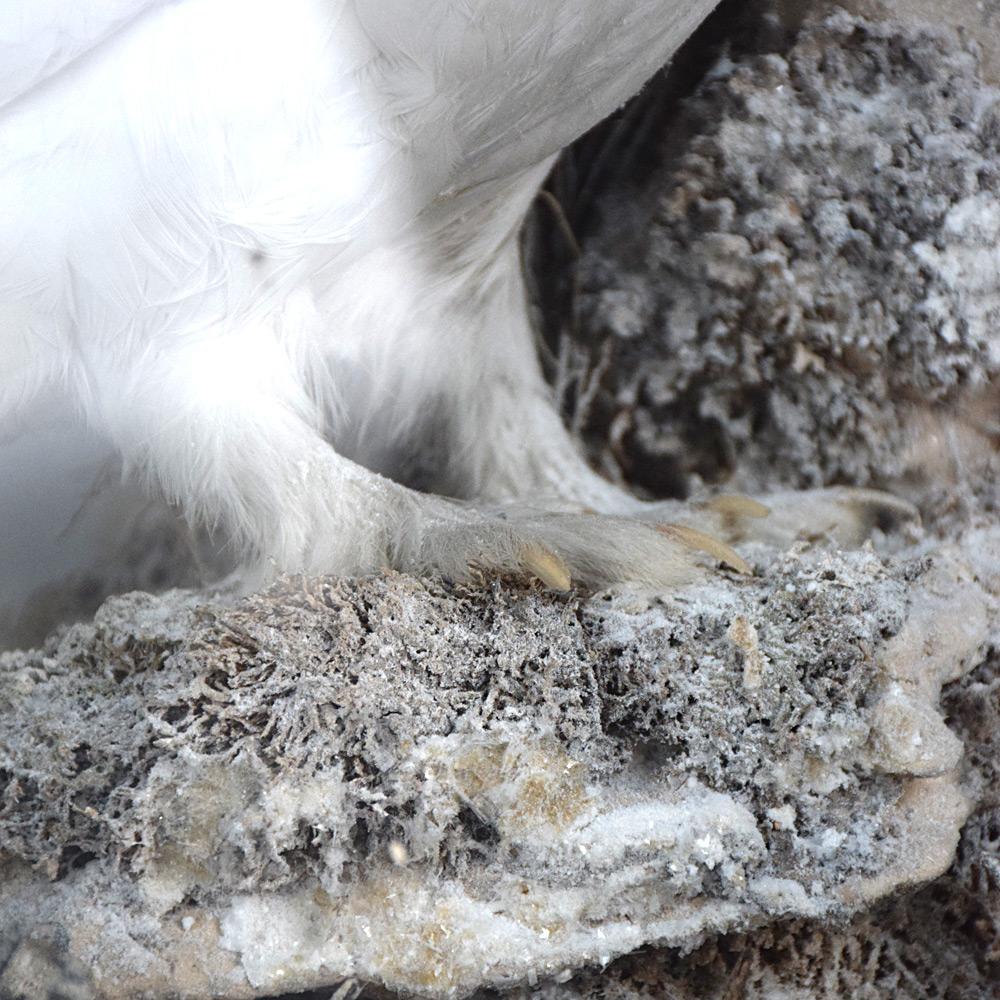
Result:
[392, 500, 752, 592]
[642, 487, 919, 550]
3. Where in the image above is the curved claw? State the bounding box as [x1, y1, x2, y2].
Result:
[832, 488, 921, 533]
[656, 523, 753, 576]
[704, 494, 771, 520]
[519, 542, 572, 592]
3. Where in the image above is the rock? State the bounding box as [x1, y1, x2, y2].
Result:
[0, 527, 996, 998]
[525, 648, 1000, 1000]
[562, 9, 1000, 506]
[837, 0, 1000, 84]
[0, 939, 93, 1000]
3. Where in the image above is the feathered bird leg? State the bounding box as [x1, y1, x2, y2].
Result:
[1, 0, 917, 599]
[88, 304, 728, 593]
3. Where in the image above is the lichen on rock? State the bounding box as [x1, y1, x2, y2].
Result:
[564, 10, 1000, 499]
[0, 525, 996, 997]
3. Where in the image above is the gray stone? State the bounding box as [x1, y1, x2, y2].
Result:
[0, 524, 996, 997]
[566, 10, 1000, 506]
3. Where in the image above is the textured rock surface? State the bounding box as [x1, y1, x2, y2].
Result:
[0, 529, 996, 998]
[510, 649, 1000, 1000]
[840, 0, 1000, 84]
[556, 10, 1000, 501]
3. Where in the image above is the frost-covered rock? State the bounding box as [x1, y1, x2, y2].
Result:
[0, 527, 996, 998]
[2, 7, 999, 1000]
[564, 10, 1000, 501]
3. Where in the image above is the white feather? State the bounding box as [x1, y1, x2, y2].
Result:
[1, 0, 719, 595]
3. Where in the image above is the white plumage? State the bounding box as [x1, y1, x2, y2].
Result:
[1, 0, 904, 598]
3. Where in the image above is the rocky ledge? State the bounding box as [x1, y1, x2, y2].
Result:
[1, 524, 996, 998]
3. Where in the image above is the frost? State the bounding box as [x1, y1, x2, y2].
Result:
[1, 9, 998, 1000]
[565, 10, 1000, 502]
[0, 526, 994, 997]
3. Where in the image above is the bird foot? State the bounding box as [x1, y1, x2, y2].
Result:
[395, 501, 750, 593]
[643, 487, 919, 551]
[387, 487, 917, 594]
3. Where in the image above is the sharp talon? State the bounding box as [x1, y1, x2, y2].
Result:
[657, 523, 753, 576]
[836, 488, 921, 530]
[705, 495, 771, 519]
[520, 543, 572, 591]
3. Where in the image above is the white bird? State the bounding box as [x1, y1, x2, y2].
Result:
[0, 0, 910, 597]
